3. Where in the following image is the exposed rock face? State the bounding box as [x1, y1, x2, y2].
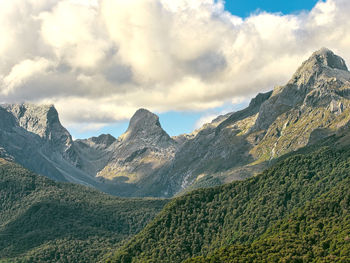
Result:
[250, 48, 350, 161]
[253, 48, 349, 131]
[0, 103, 111, 189]
[1, 48, 350, 198]
[117, 108, 175, 150]
[4, 104, 71, 141]
[0, 104, 178, 196]
[3, 104, 78, 165]
[89, 134, 116, 148]
[97, 109, 177, 190]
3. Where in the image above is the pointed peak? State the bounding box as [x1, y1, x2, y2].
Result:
[289, 48, 348, 86]
[119, 108, 174, 146]
[309, 48, 348, 71]
[132, 108, 157, 118]
[129, 108, 161, 130]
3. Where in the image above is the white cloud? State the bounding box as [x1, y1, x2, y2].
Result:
[2, 58, 54, 95]
[40, 0, 111, 69]
[1, 0, 350, 132]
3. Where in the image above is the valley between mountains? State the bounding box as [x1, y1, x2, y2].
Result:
[1, 48, 350, 262]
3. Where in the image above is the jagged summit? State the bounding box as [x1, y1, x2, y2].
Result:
[97, 108, 177, 187]
[2, 48, 350, 198]
[119, 108, 173, 147]
[2, 103, 58, 138]
[1, 103, 73, 144]
[290, 48, 349, 87]
[128, 108, 161, 131]
[311, 48, 348, 71]
[0, 103, 79, 168]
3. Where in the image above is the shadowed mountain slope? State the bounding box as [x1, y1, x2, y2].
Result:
[0, 159, 167, 262]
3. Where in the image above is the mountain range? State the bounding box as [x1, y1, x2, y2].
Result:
[1, 48, 350, 262]
[1, 48, 350, 198]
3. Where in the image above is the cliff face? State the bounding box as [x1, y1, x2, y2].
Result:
[3, 104, 79, 165]
[0, 104, 101, 187]
[1, 48, 350, 197]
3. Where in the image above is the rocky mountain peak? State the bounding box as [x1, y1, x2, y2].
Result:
[2, 103, 75, 156]
[290, 48, 348, 87]
[253, 49, 350, 132]
[113, 108, 176, 156]
[3, 103, 61, 138]
[311, 48, 348, 71]
[120, 108, 170, 144]
[128, 108, 161, 131]
[97, 108, 177, 185]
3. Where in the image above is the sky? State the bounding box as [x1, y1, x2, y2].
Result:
[1, 0, 350, 139]
[225, 0, 320, 17]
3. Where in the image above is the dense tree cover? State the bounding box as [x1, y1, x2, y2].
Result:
[108, 145, 350, 263]
[186, 178, 350, 262]
[0, 159, 167, 262]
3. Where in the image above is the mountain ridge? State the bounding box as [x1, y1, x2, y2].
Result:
[1, 48, 350, 197]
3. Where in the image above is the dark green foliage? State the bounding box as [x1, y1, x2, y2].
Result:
[186, 179, 350, 262]
[0, 160, 167, 262]
[108, 146, 350, 263]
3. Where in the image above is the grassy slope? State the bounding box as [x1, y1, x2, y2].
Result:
[0, 159, 168, 263]
[107, 142, 350, 263]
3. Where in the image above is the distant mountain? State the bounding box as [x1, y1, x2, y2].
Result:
[96, 109, 178, 193]
[1, 48, 350, 198]
[131, 48, 350, 197]
[2, 48, 350, 263]
[107, 130, 350, 262]
[0, 104, 89, 183]
[0, 159, 167, 262]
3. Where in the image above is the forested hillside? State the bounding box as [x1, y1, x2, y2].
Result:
[186, 180, 350, 262]
[0, 159, 167, 263]
[108, 139, 350, 262]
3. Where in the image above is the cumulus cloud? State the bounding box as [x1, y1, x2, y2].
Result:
[1, 0, 350, 131]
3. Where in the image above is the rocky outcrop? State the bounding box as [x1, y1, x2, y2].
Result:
[74, 134, 116, 177]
